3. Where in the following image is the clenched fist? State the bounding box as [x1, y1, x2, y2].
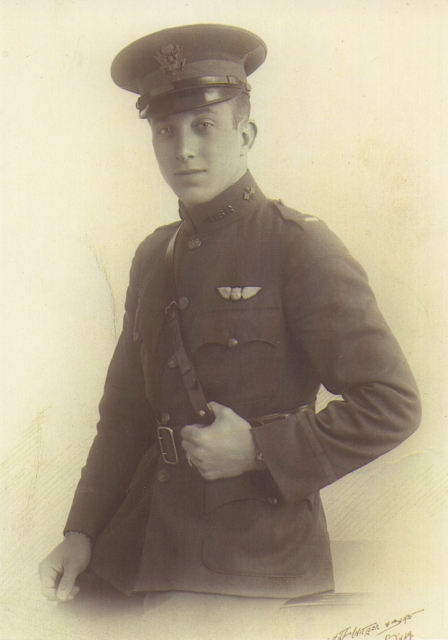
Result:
[39, 532, 92, 602]
[181, 401, 263, 480]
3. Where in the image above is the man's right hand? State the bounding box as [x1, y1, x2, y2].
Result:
[39, 533, 92, 602]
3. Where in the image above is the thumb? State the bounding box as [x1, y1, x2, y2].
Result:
[56, 567, 79, 602]
[208, 401, 227, 418]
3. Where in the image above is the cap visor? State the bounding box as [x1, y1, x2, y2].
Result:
[142, 86, 245, 118]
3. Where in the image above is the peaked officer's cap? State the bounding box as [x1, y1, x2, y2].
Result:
[111, 24, 267, 118]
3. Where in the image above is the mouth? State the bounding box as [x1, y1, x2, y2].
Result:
[174, 169, 206, 176]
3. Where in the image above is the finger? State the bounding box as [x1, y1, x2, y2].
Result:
[66, 585, 80, 601]
[40, 570, 59, 601]
[181, 438, 195, 454]
[57, 568, 79, 602]
[186, 453, 197, 468]
[39, 564, 59, 600]
[181, 440, 203, 465]
[180, 424, 202, 442]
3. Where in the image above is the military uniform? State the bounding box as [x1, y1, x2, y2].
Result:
[65, 171, 420, 598]
[64, 25, 421, 601]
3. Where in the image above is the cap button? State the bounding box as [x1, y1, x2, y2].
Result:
[157, 469, 171, 483]
[227, 338, 238, 348]
[188, 237, 201, 249]
[178, 296, 189, 310]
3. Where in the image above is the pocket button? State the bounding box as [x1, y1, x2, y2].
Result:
[157, 469, 171, 483]
[268, 497, 278, 506]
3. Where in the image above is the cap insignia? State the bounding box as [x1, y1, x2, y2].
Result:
[154, 44, 186, 76]
[217, 286, 262, 301]
[242, 186, 256, 201]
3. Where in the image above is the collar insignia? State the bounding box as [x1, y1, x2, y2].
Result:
[242, 186, 256, 201]
[217, 286, 262, 301]
[154, 44, 186, 76]
[208, 205, 235, 223]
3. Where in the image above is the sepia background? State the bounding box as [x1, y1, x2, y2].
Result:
[1, 1, 447, 638]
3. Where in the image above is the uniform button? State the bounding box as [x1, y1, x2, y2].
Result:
[133, 331, 140, 342]
[178, 296, 189, 310]
[268, 497, 278, 506]
[167, 356, 177, 369]
[157, 469, 171, 483]
[188, 237, 201, 249]
[227, 338, 238, 348]
[161, 412, 170, 425]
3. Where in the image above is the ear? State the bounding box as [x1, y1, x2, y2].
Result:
[239, 120, 257, 156]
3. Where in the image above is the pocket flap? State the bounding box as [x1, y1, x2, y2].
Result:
[205, 470, 280, 513]
[191, 309, 282, 353]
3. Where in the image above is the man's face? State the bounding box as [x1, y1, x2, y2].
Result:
[149, 100, 251, 207]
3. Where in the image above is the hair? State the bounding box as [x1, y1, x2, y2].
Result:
[229, 92, 251, 129]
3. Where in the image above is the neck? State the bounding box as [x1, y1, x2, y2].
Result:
[178, 171, 266, 235]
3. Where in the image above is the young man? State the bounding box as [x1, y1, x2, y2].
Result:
[39, 24, 421, 612]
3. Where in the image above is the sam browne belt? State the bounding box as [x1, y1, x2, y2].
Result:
[157, 404, 315, 465]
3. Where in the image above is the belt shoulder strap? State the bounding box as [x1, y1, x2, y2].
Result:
[164, 224, 215, 425]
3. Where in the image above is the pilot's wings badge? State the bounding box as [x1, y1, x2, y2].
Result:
[217, 286, 262, 301]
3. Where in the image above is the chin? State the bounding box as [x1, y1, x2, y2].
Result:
[178, 187, 215, 208]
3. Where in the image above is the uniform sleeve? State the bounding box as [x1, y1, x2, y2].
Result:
[252, 221, 421, 505]
[64, 244, 156, 540]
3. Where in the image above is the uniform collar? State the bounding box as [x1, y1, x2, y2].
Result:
[178, 171, 266, 235]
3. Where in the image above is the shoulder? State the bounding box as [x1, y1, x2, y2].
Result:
[129, 220, 180, 284]
[266, 199, 351, 266]
[266, 201, 370, 295]
[135, 220, 180, 258]
[270, 199, 321, 228]
[133, 220, 180, 263]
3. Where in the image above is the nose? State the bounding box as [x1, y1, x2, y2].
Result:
[175, 129, 196, 162]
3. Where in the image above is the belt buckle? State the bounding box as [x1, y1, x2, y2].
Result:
[157, 426, 179, 465]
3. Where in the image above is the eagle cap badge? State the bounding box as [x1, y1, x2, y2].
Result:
[154, 44, 186, 76]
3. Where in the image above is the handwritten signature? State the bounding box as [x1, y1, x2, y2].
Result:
[328, 609, 423, 640]
[383, 632, 414, 640]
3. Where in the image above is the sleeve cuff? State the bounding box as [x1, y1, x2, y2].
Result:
[64, 488, 120, 542]
[251, 412, 335, 504]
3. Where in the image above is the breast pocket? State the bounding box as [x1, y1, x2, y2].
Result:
[202, 473, 316, 578]
[190, 308, 285, 409]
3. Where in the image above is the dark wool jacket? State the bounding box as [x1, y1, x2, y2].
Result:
[65, 172, 421, 598]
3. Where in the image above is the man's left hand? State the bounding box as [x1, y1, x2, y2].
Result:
[180, 402, 260, 480]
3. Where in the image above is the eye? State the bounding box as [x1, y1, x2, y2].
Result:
[152, 124, 172, 136]
[195, 121, 213, 131]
